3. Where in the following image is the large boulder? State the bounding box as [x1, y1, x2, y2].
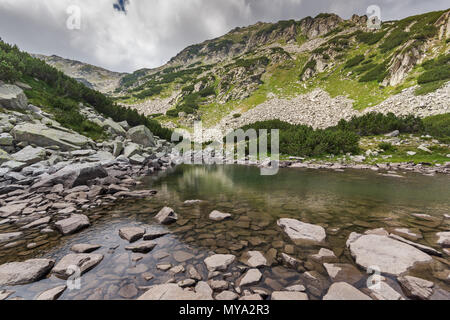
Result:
[102, 118, 126, 137]
[31, 162, 108, 189]
[11, 123, 90, 151]
[0, 84, 29, 111]
[52, 253, 103, 279]
[277, 218, 326, 244]
[127, 125, 156, 147]
[346, 233, 432, 276]
[0, 259, 54, 286]
[11, 146, 46, 165]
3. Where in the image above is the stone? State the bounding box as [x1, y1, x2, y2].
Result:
[169, 265, 185, 274]
[1, 160, 26, 171]
[280, 253, 302, 269]
[70, 244, 101, 253]
[173, 251, 195, 263]
[239, 294, 262, 300]
[346, 233, 432, 276]
[194, 281, 214, 300]
[11, 123, 90, 151]
[271, 291, 308, 300]
[209, 210, 232, 221]
[323, 263, 364, 285]
[52, 254, 103, 279]
[0, 232, 23, 243]
[155, 207, 178, 224]
[35, 285, 67, 300]
[125, 241, 157, 253]
[204, 254, 236, 272]
[241, 251, 267, 268]
[385, 130, 400, 137]
[237, 269, 262, 287]
[0, 84, 28, 111]
[129, 154, 146, 165]
[323, 282, 372, 300]
[118, 283, 138, 299]
[368, 281, 403, 300]
[392, 228, 422, 241]
[178, 279, 196, 288]
[138, 283, 210, 300]
[119, 227, 145, 243]
[436, 232, 450, 248]
[215, 291, 238, 300]
[418, 145, 432, 154]
[11, 146, 46, 165]
[0, 259, 54, 286]
[398, 276, 434, 300]
[389, 234, 442, 256]
[277, 218, 326, 244]
[208, 280, 229, 291]
[0, 203, 27, 217]
[0, 133, 13, 146]
[103, 118, 127, 137]
[157, 264, 172, 271]
[143, 230, 170, 240]
[123, 142, 141, 158]
[284, 284, 306, 292]
[127, 125, 156, 147]
[310, 248, 338, 262]
[0, 148, 11, 164]
[21, 217, 51, 230]
[55, 214, 90, 235]
[187, 265, 202, 281]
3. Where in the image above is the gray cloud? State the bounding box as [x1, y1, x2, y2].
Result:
[0, 0, 448, 72]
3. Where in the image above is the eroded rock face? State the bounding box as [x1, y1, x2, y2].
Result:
[0, 259, 54, 286]
[0, 84, 28, 112]
[323, 282, 372, 300]
[52, 253, 103, 279]
[277, 218, 326, 244]
[346, 233, 432, 276]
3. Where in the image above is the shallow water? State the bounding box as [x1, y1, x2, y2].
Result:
[1, 165, 449, 300]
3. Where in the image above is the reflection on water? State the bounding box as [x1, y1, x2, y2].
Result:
[1, 165, 449, 300]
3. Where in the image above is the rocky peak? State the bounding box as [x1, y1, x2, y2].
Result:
[299, 13, 343, 38]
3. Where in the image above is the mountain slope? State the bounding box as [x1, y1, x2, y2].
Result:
[32, 54, 126, 94]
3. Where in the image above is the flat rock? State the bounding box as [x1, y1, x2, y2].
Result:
[127, 125, 156, 148]
[21, 217, 51, 230]
[241, 251, 267, 268]
[11, 146, 46, 165]
[209, 210, 232, 221]
[125, 241, 157, 253]
[237, 269, 262, 287]
[323, 282, 372, 300]
[143, 229, 170, 240]
[368, 281, 403, 300]
[323, 263, 364, 285]
[215, 290, 238, 300]
[346, 233, 432, 276]
[35, 285, 67, 300]
[277, 218, 326, 244]
[0, 232, 23, 243]
[0, 203, 27, 218]
[173, 251, 195, 263]
[271, 291, 308, 300]
[0, 259, 54, 286]
[138, 283, 211, 300]
[70, 244, 101, 253]
[119, 227, 145, 243]
[398, 276, 434, 300]
[310, 248, 338, 262]
[155, 207, 178, 224]
[55, 214, 90, 235]
[389, 234, 442, 256]
[52, 254, 103, 279]
[118, 283, 138, 299]
[204, 254, 236, 272]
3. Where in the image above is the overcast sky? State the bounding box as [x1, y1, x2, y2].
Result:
[0, 0, 448, 73]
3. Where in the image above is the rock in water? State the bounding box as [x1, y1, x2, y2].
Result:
[346, 233, 432, 276]
[323, 282, 372, 300]
[138, 283, 210, 300]
[241, 251, 267, 268]
[70, 244, 101, 254]
[155, 207, 178, 224]
[204, 254, 236, 272]
[0, 84, 28, 111]
[209, 210, 232, 221]
[55, 214, 90, 235]
[398, 276, 434, 300]
[125, 241, 157, 253]
[0, 259, 54, 286]
[271, 291, 308, 300]
[323, 263, 364, 285]
[277, 218, 326, 244]
[119, 227, 145, 243]
[237, 269, 262, 287]
[52, 254, 103, 279]
[35, 285, 67, 300]
[127, 125, 156, 147]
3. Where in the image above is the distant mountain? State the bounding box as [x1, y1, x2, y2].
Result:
[32, 54, 127, 94]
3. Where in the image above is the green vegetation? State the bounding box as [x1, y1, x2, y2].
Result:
[415, 54, 450, 95]
[299, 59, 316, 79]
[0, 38, 172, 140]
[355, 30, 387, 45]
[378, 142, 397, 152]
[344, 55, 365, 68]
[423, 113, 450, 143]
[359, 61, 388, 82]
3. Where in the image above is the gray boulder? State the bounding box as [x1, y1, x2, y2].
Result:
[0, 84, 29, 111]
[102, 118, 126, 137]
[11, 123, 90, 151]
[0, 133, 13, 146]
[155, 207, 178, 224]
[52, 253, 103, 279]
[0, 259, 54, 286]
[0, 148, 11, 164]
[127, 125, 156, 147]
[55, 214, 90, 235]
[11, 146, 46, 165]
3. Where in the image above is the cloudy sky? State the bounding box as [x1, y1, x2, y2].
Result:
[0, 0, 448, 73]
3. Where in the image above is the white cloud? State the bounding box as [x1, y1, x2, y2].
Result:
[0, 0, 448, 72]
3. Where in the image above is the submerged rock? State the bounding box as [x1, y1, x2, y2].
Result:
[52, 254, 103, 279]
[204, 254, 236, 272]
[119, 227, 145, 243]
[241, 251, 267, 268]
[70, 244, 102, 254]
[0, 259, 54, 286]
[277, 218, 326, 244]
[346, 233, 432, 276]
[125, 241, 157, 253]
[35, 285, 67, 300]
[323, 263, 364, 285]
[271, 291, 308, 300]
[237, 269, 262, 287]
[138, 283, 212, 300]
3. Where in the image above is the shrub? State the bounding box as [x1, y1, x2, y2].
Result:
[378, 142, 397, 152]
[356, 30, 387, 45]
[422, 113, 450, 143]
[344, 55, 365, 68]
[0, 60, 21, 82]
[359, 62, 388, 82]
[299, 59, 316, 79]
[379, 29, 410, 52]
[233, 114, 241, 118]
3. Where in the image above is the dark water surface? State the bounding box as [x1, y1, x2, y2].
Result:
[1, 165, 449, 300]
